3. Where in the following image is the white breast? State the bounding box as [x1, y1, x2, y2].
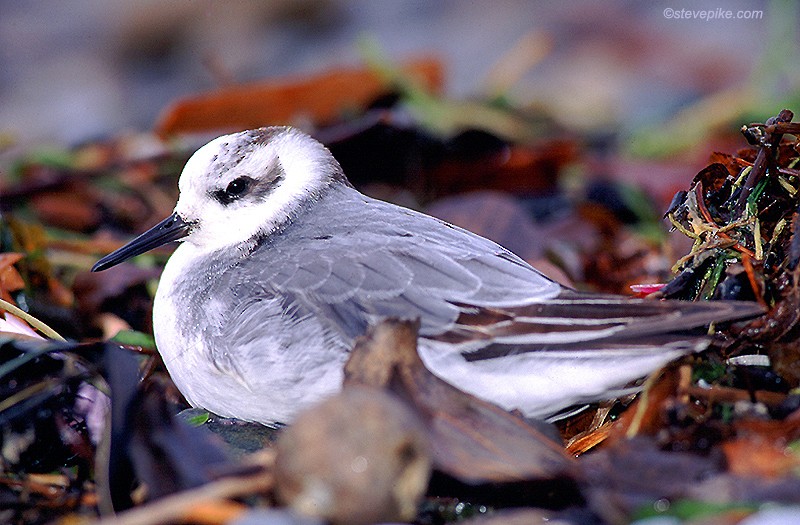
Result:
[153, 241, 348, 423]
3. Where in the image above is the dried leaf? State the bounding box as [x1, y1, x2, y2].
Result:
[722, 415, 800, 478]
[0, 253, 25, 301]
[155, 58, 443, 137]
[691, 162, 731, 190]
[30, 189, 102, 232]
[428, 141, 575, 197]
[722, 437, 800, 478]
[607, 366, 682, 441]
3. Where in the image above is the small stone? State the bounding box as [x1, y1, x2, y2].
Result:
[274, 385, 431, 525]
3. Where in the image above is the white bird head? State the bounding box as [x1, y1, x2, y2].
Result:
[92, 126, 346, 271]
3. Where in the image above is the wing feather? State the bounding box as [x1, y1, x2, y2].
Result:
[225, 186, 560, 335]
[225, 185, 759, 349]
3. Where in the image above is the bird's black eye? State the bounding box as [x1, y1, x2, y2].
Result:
[214, 176, 253, 204]
[226, 177, 250, 197]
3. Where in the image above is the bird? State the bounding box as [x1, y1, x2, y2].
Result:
[93, 126, 761, 425]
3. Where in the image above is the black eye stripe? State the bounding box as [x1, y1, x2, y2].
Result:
[209, 164, 285, 206]
[212, 176, 253, 205]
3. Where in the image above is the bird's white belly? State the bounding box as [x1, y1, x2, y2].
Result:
[418, 340, 686, 419]
[153, 242, 346, 424]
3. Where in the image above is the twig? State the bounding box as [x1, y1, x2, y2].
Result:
[765, 121, 800, 135]
[734, 109, 794, 215]
[686, 384, 787, 407]
[87, 467, 274, 525]
[676, 364, 692, 404]
[625, 372, 662, 438]
[741, 253, 767, 308]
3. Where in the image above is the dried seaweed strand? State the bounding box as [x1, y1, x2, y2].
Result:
[778, 176, 797, 195]
[734, 109, 794, 215]
[702, 256, 728, 300]
[692, 183, 755, 257]
[0, 298, 66, 341]
[766, 217, 787, 252]
[741, 253, 767, 307]
[732, 165, 753, 191]
[667, 213, 699, 239]
[625, 371, 662, 438]
[753, 218, 764, 260]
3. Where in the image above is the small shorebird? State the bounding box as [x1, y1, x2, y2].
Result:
[94, 127, 760, 424]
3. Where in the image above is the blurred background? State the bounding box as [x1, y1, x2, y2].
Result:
[1, 0, 792, 148]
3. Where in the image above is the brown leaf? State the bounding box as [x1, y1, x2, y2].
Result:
[0, 252, 25, 301]
[72, 264, 162, 333]
[29, 189, 102, 232]
[427, 141, 576, 197]
[73, 265, 161, 314]
[691, 162, 730, 192]
[722, 437, 800, 478]
[606, 366, 683, 441]
[344, 319, 575, 485]
[708, 151, 750, 175]
[46, 275, 75, 308]
[564, 422, 613, 456]
[155, 58, 443, 137]
[722, 414, 800, 478]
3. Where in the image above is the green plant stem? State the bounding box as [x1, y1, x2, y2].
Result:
[0, 298, 66, 341]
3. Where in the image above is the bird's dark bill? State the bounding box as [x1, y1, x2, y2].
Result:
[91, 213, 191, 272]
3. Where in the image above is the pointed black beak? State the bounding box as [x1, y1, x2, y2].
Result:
[91, 213, 191, 272]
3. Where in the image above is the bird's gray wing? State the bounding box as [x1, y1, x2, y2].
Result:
[220, 184, 761, 360]
[239, 185, 562, 342]
[433, 290, 763, 356]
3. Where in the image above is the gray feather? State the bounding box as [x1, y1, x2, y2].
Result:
[212, 183, 759, 361]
